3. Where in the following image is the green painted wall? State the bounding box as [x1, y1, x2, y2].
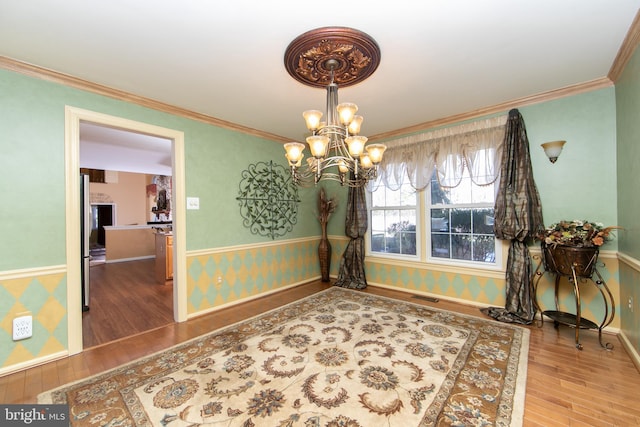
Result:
[520, 88, 618, 241]
[0, 69, 321, 272]
[1, 71, 67, 268]
[616, 41, 640, 354]
[616, 46, 640, 258]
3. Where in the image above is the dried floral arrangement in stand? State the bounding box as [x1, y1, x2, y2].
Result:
[539, 219, 620, 247]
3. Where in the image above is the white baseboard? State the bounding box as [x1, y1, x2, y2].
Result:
[618, 330, 640, 372]
[0, 351, 68, 378]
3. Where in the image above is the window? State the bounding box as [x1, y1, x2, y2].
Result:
[428, 172, 496, 264]
[367, 116, 505, 267]
[368, 170, 497, 267]
[370, 176, 417, 256]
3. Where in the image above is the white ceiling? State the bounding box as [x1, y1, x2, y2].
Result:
[79, 122, 172, 176]
[1, 1, 639, 174]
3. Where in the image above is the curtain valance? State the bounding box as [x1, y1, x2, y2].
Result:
[370, 115, 508, 191]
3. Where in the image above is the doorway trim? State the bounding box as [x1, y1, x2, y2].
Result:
[65, 106, 187, 355]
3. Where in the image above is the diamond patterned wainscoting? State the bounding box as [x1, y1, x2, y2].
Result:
[0, 269, 67, 371]
[186, 239, 620, 330]
[186, 238, 347, 316]
[365, 251, 620, 330]
[365, 261, 504, 305]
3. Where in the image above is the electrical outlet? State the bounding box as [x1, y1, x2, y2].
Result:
[13, 315, 32, 340]
[629, 297, 634, 313]
[217, 276, 222, 284]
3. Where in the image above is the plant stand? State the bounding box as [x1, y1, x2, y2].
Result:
[532, 242, 615, 350]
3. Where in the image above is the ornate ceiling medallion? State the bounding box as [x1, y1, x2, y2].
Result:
[284, 27, 381, 88]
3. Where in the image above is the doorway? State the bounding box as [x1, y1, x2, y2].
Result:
[65, 106, 187, 356]
[80, 129, 172, 347]
[92, 204, 114, 247]
[90, 204, 114, 265]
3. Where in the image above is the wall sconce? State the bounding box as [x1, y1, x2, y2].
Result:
[541, 140, 566, 163]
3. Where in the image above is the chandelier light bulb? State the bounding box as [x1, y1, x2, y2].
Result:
[360, 154, 373, 169]
[307, 135, 330, 158]
[303, 110, 323, 131]
[284, 142, 305, 164]
[366, 144, 387, 164]
[286, 152, 304, 167]
[345, 135, 368, 158]
[284, 142, 305, 167]
[348, 115, 364, 135]
[336, 103, 358, 126]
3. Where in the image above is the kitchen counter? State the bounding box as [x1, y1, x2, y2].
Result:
[104, 225, 157, 262]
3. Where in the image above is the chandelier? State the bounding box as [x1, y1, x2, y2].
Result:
[283, 27, 387, 187]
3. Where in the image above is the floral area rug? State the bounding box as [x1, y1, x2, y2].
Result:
[39, 287, 529, 426]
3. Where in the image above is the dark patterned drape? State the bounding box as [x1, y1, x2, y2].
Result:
[481, 109, 544, 324]
[334, 179, 368, 289]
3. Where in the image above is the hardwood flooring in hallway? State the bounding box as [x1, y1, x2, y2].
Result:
[82, 258, 174, 348]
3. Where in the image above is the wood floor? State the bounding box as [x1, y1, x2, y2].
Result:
[2, 276, 640, 426]
[82, 258, 174, 348]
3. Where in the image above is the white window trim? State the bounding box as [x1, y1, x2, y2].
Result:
[366, 184, 506, 273]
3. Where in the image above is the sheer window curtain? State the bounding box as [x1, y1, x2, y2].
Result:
[368, 115, 508, 192]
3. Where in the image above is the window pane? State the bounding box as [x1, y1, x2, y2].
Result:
[386, 188, 402, 207]
[400, 230, 417, 255]
[451, 234, 472, 260]
[431, 178, 450, 205]
[383, 210, 401, 253]
[430, 208, 449, 232]
[400, 184, 417, 206]
[370, 183, 417, 256]
[450, 208, 471, 233]
[371, 210, 385, 233]
[397, 210, 416, 255]
[371, 233, 385, 252]
[431, 233, 450, 258]
[473, 235, 495, 262]
[385, 210, 400, 231]
[427, 165, 496, 265]
[473, 208, 494, 234]
[371, 189, 386, 207]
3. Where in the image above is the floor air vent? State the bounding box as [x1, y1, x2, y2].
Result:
[412, 295, 439, 303]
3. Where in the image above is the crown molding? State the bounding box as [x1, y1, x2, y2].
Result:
[0, 56, 290, 144]
[0, 55, 617, 145]
[368, 77, 613, 142]
[609, 9, 640, 82]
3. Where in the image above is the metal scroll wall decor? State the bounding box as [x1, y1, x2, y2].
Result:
[236, 161, 300, 239]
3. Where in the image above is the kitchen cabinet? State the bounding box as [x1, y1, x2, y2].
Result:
[155, 233, 173, 283]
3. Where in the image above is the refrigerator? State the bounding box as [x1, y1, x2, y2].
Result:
[80, 174, 91, 311]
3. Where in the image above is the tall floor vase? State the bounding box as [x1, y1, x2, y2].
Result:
[318, 226, 331, 282]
